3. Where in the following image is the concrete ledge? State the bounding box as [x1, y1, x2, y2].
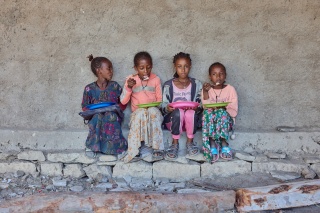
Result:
[0, 191, 236, 212]
[1, 128, 319, 153]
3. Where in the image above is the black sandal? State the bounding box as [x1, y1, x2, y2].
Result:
[166, 143, 179, 159]
[186, 142, 199, 156]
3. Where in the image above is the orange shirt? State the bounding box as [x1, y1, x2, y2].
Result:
[201, 84, 238, 118]
[120, 73, 162, 112]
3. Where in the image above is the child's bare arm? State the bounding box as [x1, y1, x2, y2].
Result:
[202, 83, 211, 100]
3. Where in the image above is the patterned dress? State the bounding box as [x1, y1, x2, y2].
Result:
[81, 81, 127, 155]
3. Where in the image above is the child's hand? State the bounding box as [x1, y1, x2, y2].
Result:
[203, 83, 211, 92]
[127, 78, 136, 89]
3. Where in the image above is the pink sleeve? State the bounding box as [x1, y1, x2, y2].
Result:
[155, 77, 162, 102]
[120, 79, 132, 105]
[226, 87, 238, 118]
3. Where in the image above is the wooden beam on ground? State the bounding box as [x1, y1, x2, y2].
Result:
[236, 179, 320, 212]
[0, 191, 235, 212]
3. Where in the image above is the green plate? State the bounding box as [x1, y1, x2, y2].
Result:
[137, 102, 162, 108]
[203, 102, 230, 108]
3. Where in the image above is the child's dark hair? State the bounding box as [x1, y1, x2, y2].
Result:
[134, 51, 153, 67]
[208, 62, 226, 75]
[173, 52, 192, 78]
[87, 54, 111, 77]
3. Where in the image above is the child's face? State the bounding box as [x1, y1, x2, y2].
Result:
[209, 66, 226, 85]
[98, 61, 113, 81]
[174, 58, 191, 78]
[134, 58, 152, 80]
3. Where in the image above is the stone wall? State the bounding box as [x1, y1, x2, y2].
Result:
[1, 0, 320, 156]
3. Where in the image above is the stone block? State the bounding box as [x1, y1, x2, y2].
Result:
[17, 150, 45, 161]
[201, 160, 251, 178]
[254, 154, 268, 162]
[164, 156, 189, 164]
[0, 161, 37, 176]
[185, 153, 206, 162]
[40, 163, 63, 176]
[303, 156, 320, 164]
[235, 151, 256, 162]
[98, 155, 117, 162]
[252, 159, 307, 173]
[113, 161, 153, 179]
[266, 152, 286, 159]
[47, 152, 95, 164]
[63, 164, 85, 178]
[270, 170, 301, 181]
[82, 164, 112, 180]
[153, 161, 200, 182]
[310, 163, 320, 176]
[0, 153, 12, 160]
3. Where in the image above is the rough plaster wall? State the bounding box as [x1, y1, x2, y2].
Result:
[1, 0, 319, 131]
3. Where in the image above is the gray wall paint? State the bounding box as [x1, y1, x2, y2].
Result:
[1, 0, 319, 131]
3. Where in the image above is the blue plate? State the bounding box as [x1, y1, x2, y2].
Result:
[87, 102, 115, 110]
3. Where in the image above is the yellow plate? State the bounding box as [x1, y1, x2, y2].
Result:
[203, 102, 230, 108]
[137, 102, 162, 108]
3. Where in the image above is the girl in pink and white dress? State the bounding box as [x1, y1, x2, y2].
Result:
[161, 52, 203, 159]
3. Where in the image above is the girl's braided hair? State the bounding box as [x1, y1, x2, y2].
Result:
[87, 54, 111, 76]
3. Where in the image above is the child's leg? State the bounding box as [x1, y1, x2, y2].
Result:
[184, 109, 199, 155]
[124, 108, 148, 163]
[202, 108, 217, 162]
[147, 107, 164, 151]
[164, 108, 184, 141]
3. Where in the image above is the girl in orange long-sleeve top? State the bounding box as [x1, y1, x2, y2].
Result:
[120, 51, 164, 163]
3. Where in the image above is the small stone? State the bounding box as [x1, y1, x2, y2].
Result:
[154, 178, 170, 186]
[276, 126, 296, 132]
[156, 183, 174, 192]
[96, 161, 118, 166]
[14, 170, 25, 178]
[109, 187, 131, 192]
[185, 154, 206, 162]
[63, 164, 85, 178]
[70, 186, 84, 192]
[0, 183, 9, 189]
[83, 165, 112, 180]
[303, 156, 320, 164]
[98, 155, 117, 162]
[177, 189, 211, 193]
[142, 154, 164, 163]
[46, 185, 55, 191]
[40, 163, 63, 176]
[270, 170, 301, 181]
[266, 152, 286, 159]
[8, 193, 17, 198]
[301, 167, 317, 179]
[235, 151, 256, 162]
[52, 178, 67, 187]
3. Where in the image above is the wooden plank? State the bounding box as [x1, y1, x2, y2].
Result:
[236, 179, 320, 212]
[0, 191, 236, 212]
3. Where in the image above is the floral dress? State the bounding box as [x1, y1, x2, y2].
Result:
[81, 81, 127, 155]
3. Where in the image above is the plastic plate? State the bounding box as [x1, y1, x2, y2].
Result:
[168, 101, 199, 109]
[87, 102, 115, 110]
[203, 102, 230, 108]
[137, 102, 162, 108]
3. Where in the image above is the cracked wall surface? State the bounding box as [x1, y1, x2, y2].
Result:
[1, 0, 320, 131]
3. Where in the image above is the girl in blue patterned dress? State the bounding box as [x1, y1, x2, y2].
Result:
[81, 55, 127, 156]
